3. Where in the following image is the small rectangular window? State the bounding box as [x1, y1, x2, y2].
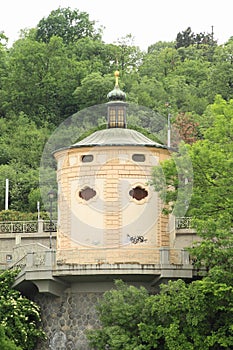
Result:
[132, 154, 145, 162]
[81, 155, 93, 163]
[109, 108, 116, 127]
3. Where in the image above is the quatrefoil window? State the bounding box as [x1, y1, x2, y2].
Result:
[129, 186, 148, 201]
[79, 186, 96, 201]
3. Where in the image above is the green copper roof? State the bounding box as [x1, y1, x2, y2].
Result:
[70, 128, 166, 149]
[107, 85, 126, 101]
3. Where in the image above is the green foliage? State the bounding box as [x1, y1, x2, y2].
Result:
[35, 7, 101, 44]
[152, 95, 233, 282]
[0, 7, 233, 216]
[114, 34, 144, 74]
[0, 163, 40, 212]
[0, 210, 49, 221]
[2, 37, 79, 124]
[186, 104, 233, 282]
[175, 26, 216, 49]
[0, 269, 45, 349]
[71, 38, 119, 75]
[152, 141, 193, 216]
[0, 113, 51, 211]
[87, 280, 149, 349]
[0, 113, 50, 166]
[142, 278, 233, 349]
[73, 72, 114, 109]
[88, 279, 233, 349]
[0, 325, 22, 349]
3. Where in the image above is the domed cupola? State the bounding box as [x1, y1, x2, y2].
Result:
[107, 70, 126, 101]
[107, 71, 127, 128]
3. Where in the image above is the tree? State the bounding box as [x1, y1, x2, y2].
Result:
[176, 27, 195, 48]
[0, 269, 45, 349]
[0, 325, 22, 350]
[2, 36, 79, 125]
[87, 279, 149, 349]
[114, 34, 144, 74]
[147, 41, 175, 54]
[0, 113, 50, 167]
[175, 27, 216, 49]
[128, 75, 168, 109]
[87, 279, 233, 349]
[35, 7, 101, 44]
[187, 96, 233, 280]
[73, 72, 114, 110]
[173, 112, 200, 144]
[0, 33, 8, 117]
[71, 38, 119, 75]
[0, 113, 51, 211]
[206, 42, 233, 100]
[152, 95, 233, 282]
[140, 279, 233, 349]
[139, 47, 180, 79]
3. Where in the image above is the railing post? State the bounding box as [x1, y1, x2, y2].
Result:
[159, 248, 170, 265]
[181, 249, 190, 265]
[26, 252, 34, 267]
[38, 220, 44, 233]
[15, 233, 21, 245]
[45, 250, 55, 267]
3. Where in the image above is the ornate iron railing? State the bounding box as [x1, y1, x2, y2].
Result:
[43, 221, 57, 232]
[0, 219, 192, 232]
[0, 221, 57, 234]
[175, 217, 192, 229]
[0, 219, 193, 232]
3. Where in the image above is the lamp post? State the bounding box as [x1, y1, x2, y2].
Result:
[167, 111, 171, 148]
[48, 190, 55, 249]
[165, 102, 171, 148]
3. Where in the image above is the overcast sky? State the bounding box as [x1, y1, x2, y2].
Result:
[1, 0, 233, 50]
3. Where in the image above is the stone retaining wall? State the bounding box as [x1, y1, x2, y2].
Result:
[35, 289, 102, 350]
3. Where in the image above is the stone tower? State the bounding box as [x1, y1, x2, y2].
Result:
[11, 72, 195, 350]
[54, 71, 170, 266]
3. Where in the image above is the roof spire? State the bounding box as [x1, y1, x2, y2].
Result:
[107, 70, 127, 128]
[107, 70, 126, 101]
[115, 70, 119, 87]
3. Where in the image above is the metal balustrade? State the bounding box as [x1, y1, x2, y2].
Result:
[42, 221, 57, 232]
[0, 218, 191, 233]
[175, 217, 192, 229]
[0, 220, 57, 234]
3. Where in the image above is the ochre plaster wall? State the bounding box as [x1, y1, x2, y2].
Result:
[54, 145, 170, 265]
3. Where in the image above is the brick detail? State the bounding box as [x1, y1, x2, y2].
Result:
[102, 159, 122, 246]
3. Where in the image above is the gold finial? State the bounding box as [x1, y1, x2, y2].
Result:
[114, 70, 120, 87]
